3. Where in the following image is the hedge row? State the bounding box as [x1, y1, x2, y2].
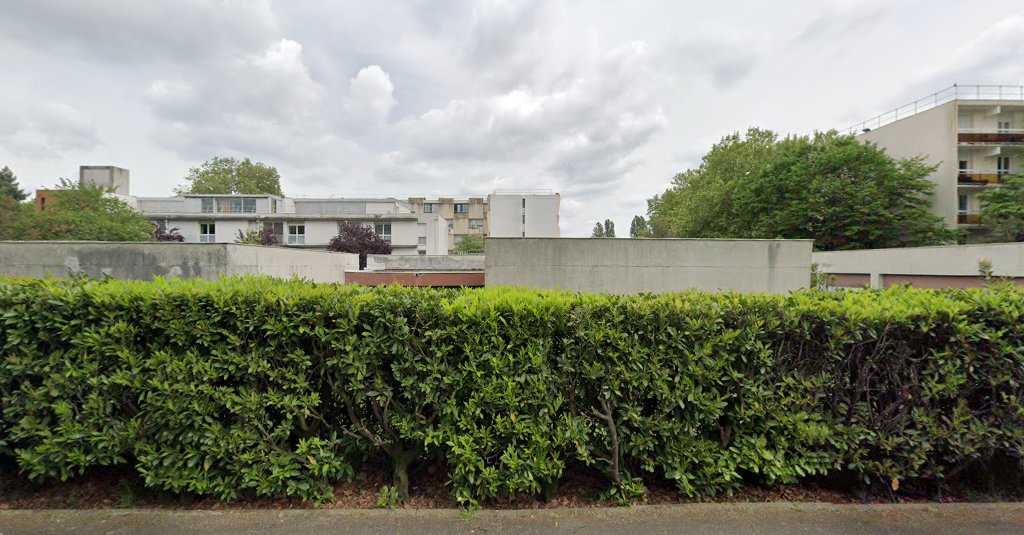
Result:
[1, 276, 1023, 505]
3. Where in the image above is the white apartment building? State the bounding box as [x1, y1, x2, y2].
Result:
[136, 194, 449, 255]
[849, 84, 1024, 241]
[406, 190, 560, 252]
[73, 166, 559, 254]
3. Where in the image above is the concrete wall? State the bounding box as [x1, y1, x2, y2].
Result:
[485, 238, 812, 294]
[365, 254, 485, 272]
[0, 242, 358, 283]
[856, 101, 958, 226]
[813, 242, 1024, 288]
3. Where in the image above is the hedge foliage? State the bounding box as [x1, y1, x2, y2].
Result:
[1, 276, 1023, 505]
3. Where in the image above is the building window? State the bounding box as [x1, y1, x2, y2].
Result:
[418, 223, 427, 245]
[959, 160, 968, 171]
[288, 224, 305, 245]
[218, 198, 256, 214]
[271, 199, 277, 214]
[374, 222, 392, 243]
[264, 221, 283, 240]
[199, 222, 216, 243]
[423, 203, 435, 213]
[469, 219, 484, 230]
[454, 203, 469, 214]
[958, 194, 968, 215]
[201, 198, 214, 213]
[418, 250, 426, 256]
[447, 221, 453, 230]
[998, 157, 1011, 175]
[522, 198, 526, 208]
[998, 120, 1012, 132]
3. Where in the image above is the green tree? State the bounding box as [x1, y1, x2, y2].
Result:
[1, 166, 28, 201]
[14, 179, 154, 241]
[647, 128, 958, 250]
[454, 234, 485, 254]
[175, 156, 283, 195]
[629, 215, 652, 238]
[592, 219, 616, 237]
[979, 174, 1024, 242]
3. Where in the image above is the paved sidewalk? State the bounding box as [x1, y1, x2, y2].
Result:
[2, 503, 1024, 535]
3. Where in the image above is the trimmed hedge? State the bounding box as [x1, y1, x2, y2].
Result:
[1, 276, 1022, 505]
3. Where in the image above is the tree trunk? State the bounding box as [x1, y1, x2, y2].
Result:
[391, 447, 419, 502]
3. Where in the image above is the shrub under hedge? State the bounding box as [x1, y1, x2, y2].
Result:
[1, 276, 1022, 505]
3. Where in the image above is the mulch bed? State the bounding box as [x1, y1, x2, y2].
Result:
[0, 460, 1012, 510]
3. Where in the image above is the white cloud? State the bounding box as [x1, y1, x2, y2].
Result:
[0, 104, 102, 157]
[2, 0, 1023, 234]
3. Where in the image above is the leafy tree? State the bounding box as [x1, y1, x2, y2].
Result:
[647, 128, 958, 250]
[591, 219, 616, 238]
[629, 215, 652, 238]
[175, 156, 284, 196]
[0, 166, 28, 201]
[454, 234, 485, 254]
[235, 227, 279, 246]
[979, 174, 1024, 242]
[13, 179, 154, 241]
[153, 226, 185, 242]
[327, 222, 391, 269]
[0, 197, 30, 240]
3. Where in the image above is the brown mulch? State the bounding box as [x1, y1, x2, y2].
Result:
[0, 461, 1001, 510]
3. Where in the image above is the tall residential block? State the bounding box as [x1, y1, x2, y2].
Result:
[849, 85, 1024, 241]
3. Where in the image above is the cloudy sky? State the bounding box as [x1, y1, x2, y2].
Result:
[1, 0, 1022, 235]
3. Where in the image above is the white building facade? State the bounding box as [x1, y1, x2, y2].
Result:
[486, 190, 561, 238]
[849, 85, 1024, 241]
[136, 194, 449, 255]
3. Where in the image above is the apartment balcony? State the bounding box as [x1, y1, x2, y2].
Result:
[958, 129, 1024, 145]
[957, 170, 1007, 185]
[957, 213, 982, 225]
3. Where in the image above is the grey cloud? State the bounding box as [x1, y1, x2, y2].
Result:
[0, 0, 278, 63]
[0, 103, 101, 157]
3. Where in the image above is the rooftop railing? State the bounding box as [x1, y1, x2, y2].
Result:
[845, 84, 1024, 135]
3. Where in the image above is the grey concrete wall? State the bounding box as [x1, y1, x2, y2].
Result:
[365, 254, 485, 272]
[0, 242, 358, 283]
[813, 242, 1024, 288]
[485, 238, 812, 294]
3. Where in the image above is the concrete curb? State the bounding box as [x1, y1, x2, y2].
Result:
[2, 503, 1024, 535]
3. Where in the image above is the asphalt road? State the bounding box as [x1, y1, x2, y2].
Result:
[2, 503, 1024, 535]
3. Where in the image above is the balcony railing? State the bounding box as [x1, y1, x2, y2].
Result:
[958, 131, 1024, 144]
[957, 213, 982, 225]
[845, 84, 1024, 135]
[957, 171, 1008, 185]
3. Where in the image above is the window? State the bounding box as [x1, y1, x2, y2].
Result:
[288, 224, 305, 245]
[418, 223, 427, 245]
[423, 203, 435, 213]
[216, 198, 256, 213]
[418, 250, 426, 256]
[998, 120, 1012, 132]
[201, 198, 214, 213]
[454, 203, 469, 214]
[264, 221, 284, 240]
[374, 222, 392, 243]
[998, 157, 1011, 175]
[469, 219, 484, 230]
[958, 194, 968, 215]
[522, 198, 526, 208]
[959, 160, 968, 171]
[271, 199, 277, 214]
[199, 222, 216, 243]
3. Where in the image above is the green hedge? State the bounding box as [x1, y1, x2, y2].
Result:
[1, 276, 1022, 505]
